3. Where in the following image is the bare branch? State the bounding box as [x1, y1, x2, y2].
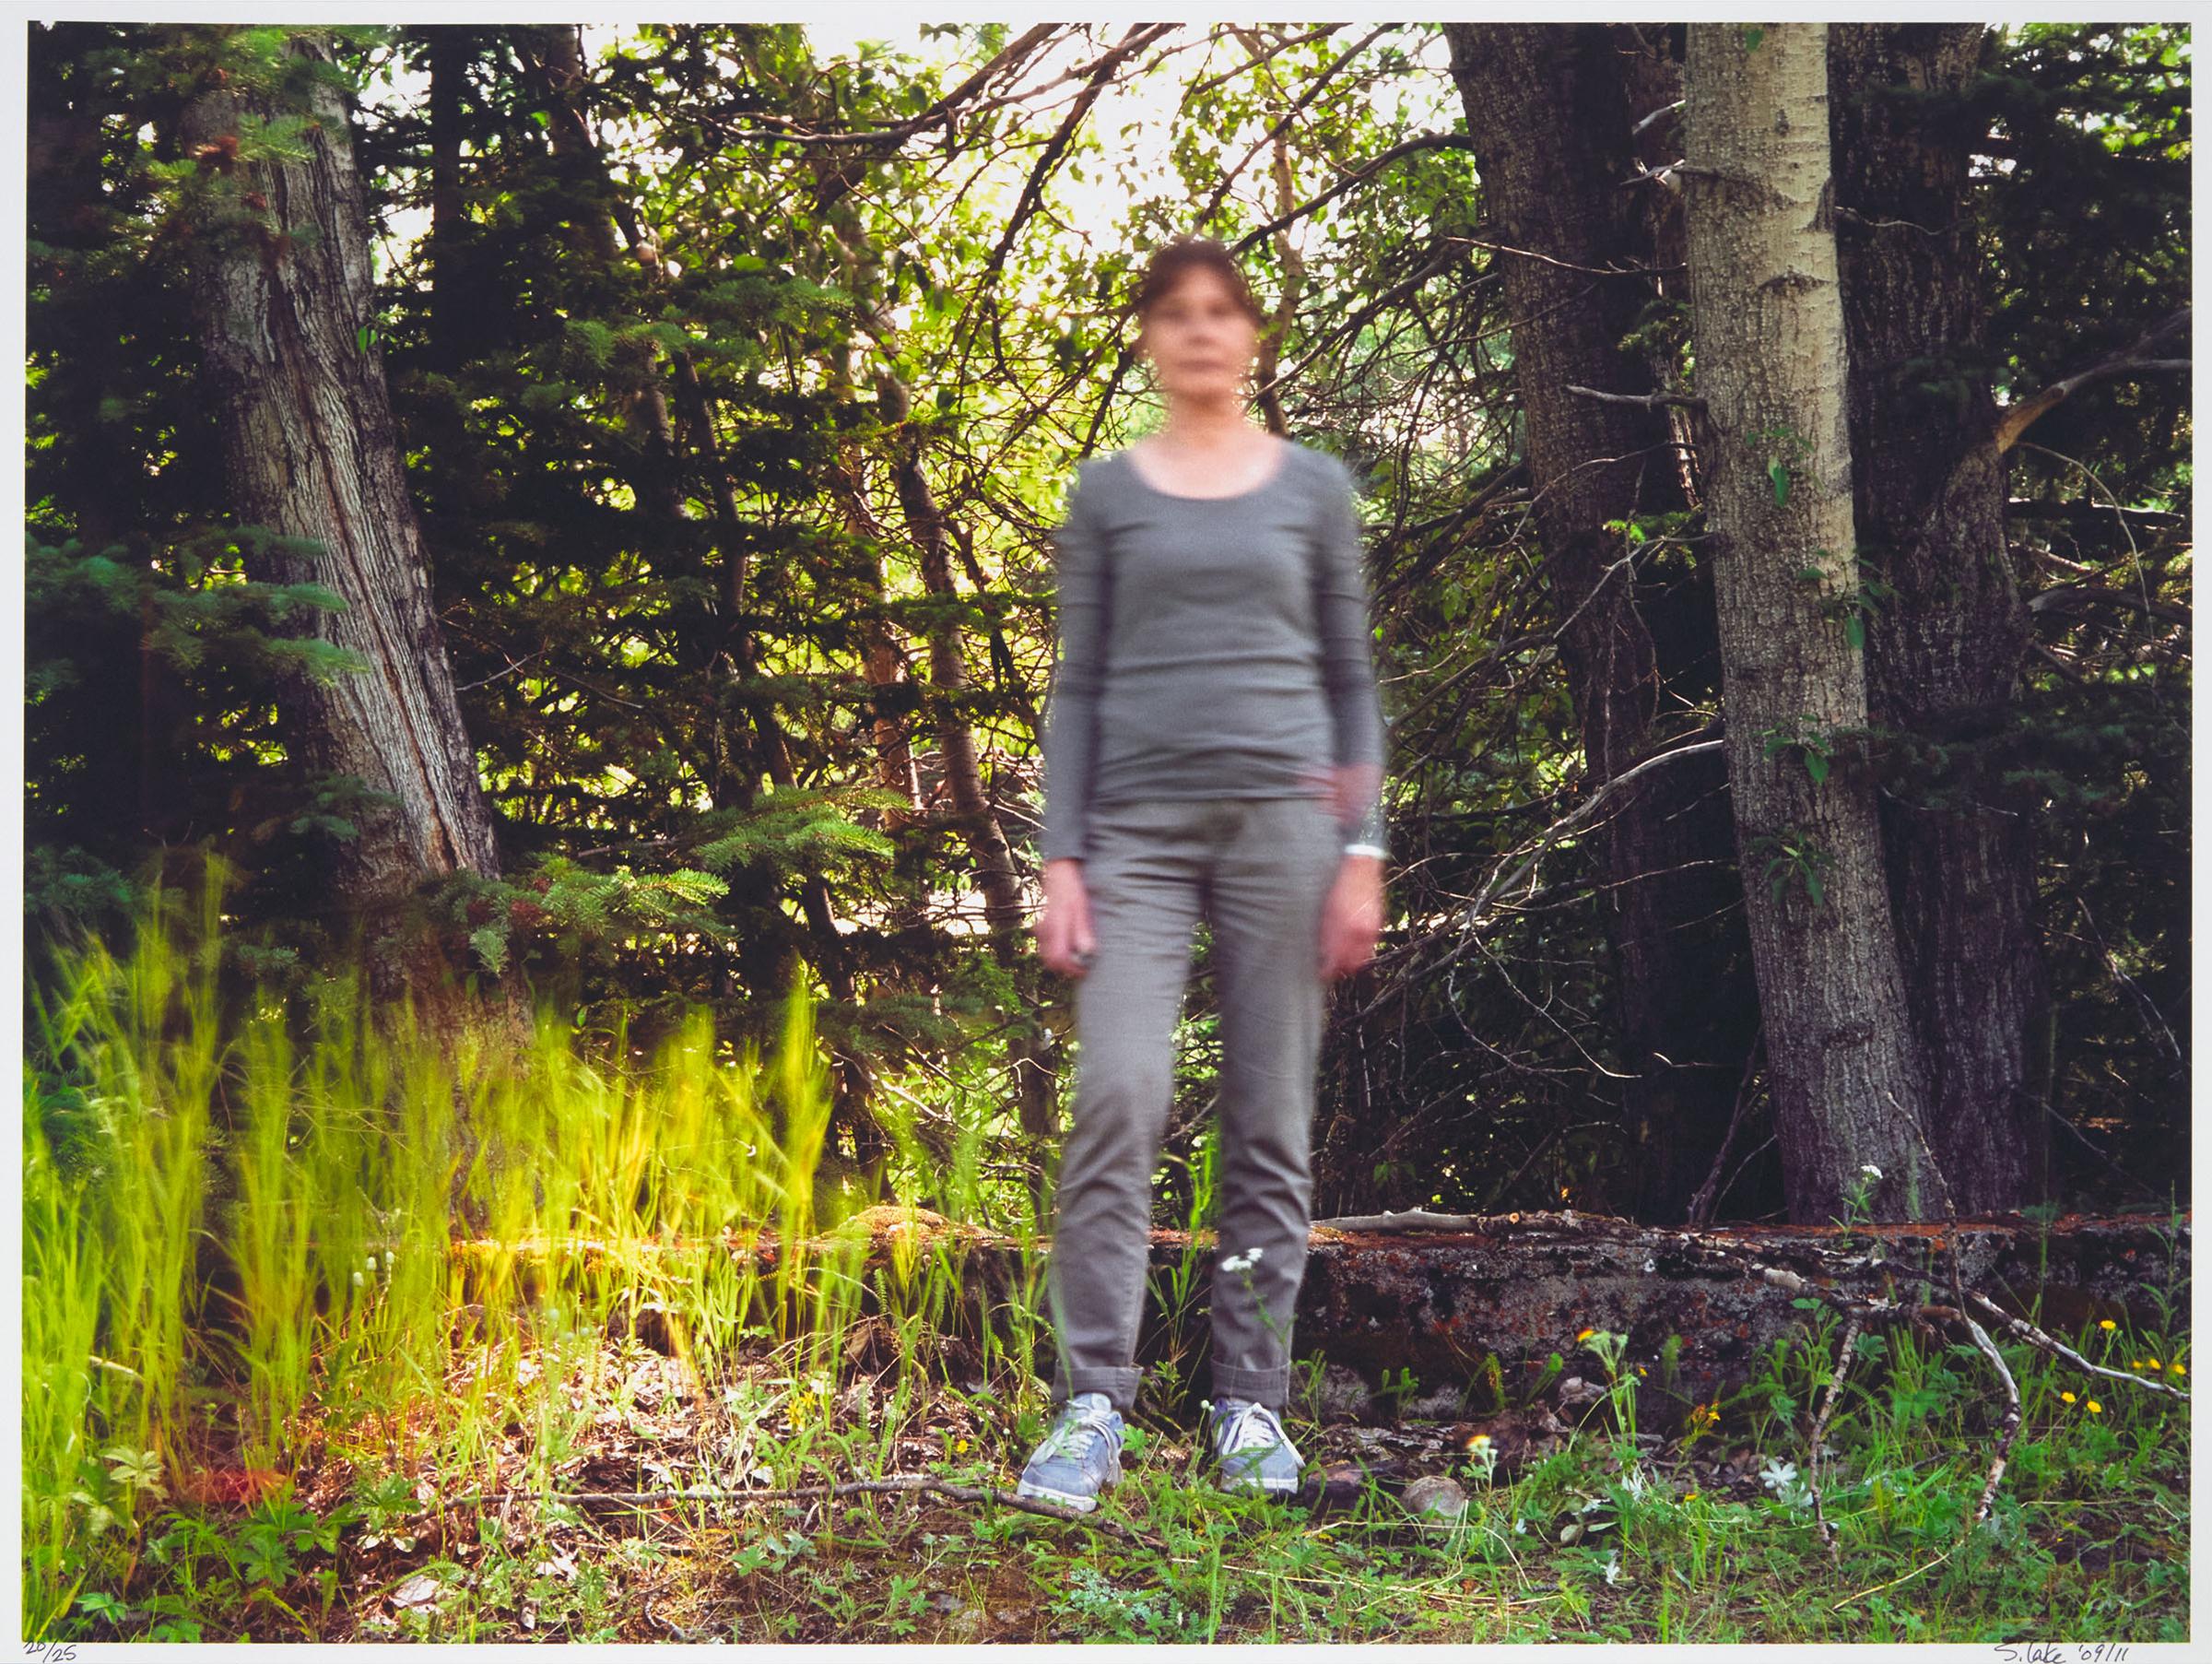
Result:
[1231, 131, 1481, 253]
[1994, 307, 2192, 454]
[1464, 732, 1727, 935]
[1459, 242, 1685, 279]
[1565, 382, 1707, 412]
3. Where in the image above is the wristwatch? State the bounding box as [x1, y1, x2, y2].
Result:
[1343, 843, 1386, 859]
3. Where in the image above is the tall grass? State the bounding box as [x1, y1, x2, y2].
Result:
[21, 880, 1053, 1632]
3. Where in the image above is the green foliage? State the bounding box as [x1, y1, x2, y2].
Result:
[1757, 715, 1837, 787]
[21, 17, 2191, 1238]
[1789, 551, 1897, 651]
[1745, 829, 1833, 914]
[1747, 423, 1812, 511]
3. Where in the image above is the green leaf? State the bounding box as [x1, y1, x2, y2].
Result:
[1805, 870, 1824, 909]
[1805, 751, 1829, 785]
[1768, 458, 1791, 507]
[1844, 613, 1865, 651]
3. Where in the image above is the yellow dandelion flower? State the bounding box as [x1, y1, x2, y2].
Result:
[1467, 1433, 1492, 1449]
[2147, 1358, 2161, 1370]
[2130, 1360, 2144, 1370]
[1577, 1328, 1595, 1342]
[955, 1438, 970, 1453]
[1683, 1491, 1699, 1502]
[2172, 1363, 2185, 1376]
[2086, 1399, 2102, 1414]
[2060, 1391, 2076, 1404]
[2099, 1319, 2117, 1331]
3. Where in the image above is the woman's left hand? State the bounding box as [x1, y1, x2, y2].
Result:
[1319, 853, 1384, 981]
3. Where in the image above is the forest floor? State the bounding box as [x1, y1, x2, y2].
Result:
[52, 1320, 2190, 1645]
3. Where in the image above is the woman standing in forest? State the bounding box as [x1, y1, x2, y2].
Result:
[1018, 237, 1390, 1509]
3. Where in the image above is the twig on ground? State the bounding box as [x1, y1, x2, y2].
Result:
[447, 1474, 1167, 1550]
[1805, 1313, 1862, 1564]
[1960, 1288, 2188, 1402]
[1958, 1311, 2022, 1546]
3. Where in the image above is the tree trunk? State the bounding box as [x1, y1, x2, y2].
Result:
[875, 377, 1060, 1149]
[178, 30, 505, 1004]
[1830, 23, 2053, 1213]
[1680, 22, 1938, 1223]
[1445, 23, 1759, 1223]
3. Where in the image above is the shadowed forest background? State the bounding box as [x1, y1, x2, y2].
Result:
[27, 18, 2189, 1223]
[18, 19, 2191, 1644]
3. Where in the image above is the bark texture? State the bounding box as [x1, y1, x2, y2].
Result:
[1446, 22, 1759, 1224]
[1681, 23, 1938, 1222]
[1830, 23, 2053, 1213]
[179, 33, 504, 941]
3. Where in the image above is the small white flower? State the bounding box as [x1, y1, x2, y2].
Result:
[351, 1270, 365, 1289]
[1604, 1550, 1621, 1587]
[1759, 1457, 1812, 1510]
[1219, 1253, 1253, 1274]
[1860, 1163, 1882, 1180]
[366, 1254, 379, 1272]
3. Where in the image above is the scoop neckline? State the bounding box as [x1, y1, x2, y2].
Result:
[1122, 437, 1295, 502]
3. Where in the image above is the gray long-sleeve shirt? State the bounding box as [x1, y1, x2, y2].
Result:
[1038, 440, 1389, 865]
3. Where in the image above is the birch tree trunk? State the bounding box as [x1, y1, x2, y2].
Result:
[1681, 22, 1939, 1223]
[179, 31, 505, 984]
[1830, 23, 2053, 1212]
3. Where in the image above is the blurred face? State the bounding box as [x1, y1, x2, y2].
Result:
[1136, 265, 1261, 407]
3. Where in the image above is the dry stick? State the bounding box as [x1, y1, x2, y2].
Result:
[1460, 735, 1727, 939]
[1960, 1288, 2188, 1402]
[1832, 1535, 1963, 1612]
[1563, 382, 1706, 411]
[1957, 1311, 2022, 1542]
[1687, 1033, 1766, 1227]
[1896, 1106, 2017, 1551]
[447, 1476, 1167, 1551]
[1804, 1313, 1863, 1565]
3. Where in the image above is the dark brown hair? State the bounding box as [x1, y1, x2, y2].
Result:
[1132, 236, 1266, 326]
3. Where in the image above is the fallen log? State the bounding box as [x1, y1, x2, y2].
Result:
[1288, 1206, 2189, 1431]
[422, 1203, 2188, 1436]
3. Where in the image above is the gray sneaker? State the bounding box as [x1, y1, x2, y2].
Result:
[1205, 1398, 1305, 1497]
[1016, 1392, 1124, 1512]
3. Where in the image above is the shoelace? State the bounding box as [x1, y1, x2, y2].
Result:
[1214, 1400, 1291, 1457]
[1037, 1402, 1118, 1464]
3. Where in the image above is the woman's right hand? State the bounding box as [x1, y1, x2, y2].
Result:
[1037, 857, 1099, 978]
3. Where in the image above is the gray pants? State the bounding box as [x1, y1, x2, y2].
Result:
[1045, 793, 1345, 1413]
